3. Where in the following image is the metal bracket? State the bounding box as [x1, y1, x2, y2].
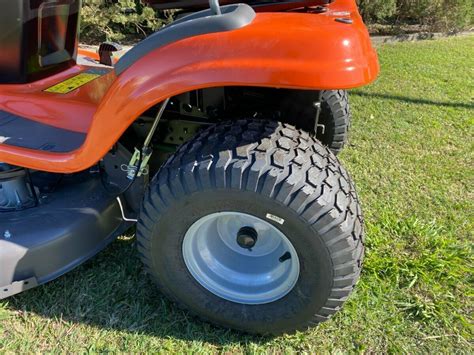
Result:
[1, 277, 38, 299]
[121, 98, 170, 180]
[313, 91, 325, 135]
[121, 147, 146, 180]
[316, 123, 326, 135]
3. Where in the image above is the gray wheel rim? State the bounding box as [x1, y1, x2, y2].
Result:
[182, 212, 300, 305]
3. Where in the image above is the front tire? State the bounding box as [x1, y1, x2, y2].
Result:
[137, 119, 364, 335]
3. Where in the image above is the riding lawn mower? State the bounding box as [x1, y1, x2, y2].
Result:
[0, 0, 379, 334]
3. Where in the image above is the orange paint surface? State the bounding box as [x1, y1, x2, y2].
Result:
[0, 0, 379, 173]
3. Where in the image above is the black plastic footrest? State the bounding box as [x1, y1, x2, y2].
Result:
[0, 110, 86, 153]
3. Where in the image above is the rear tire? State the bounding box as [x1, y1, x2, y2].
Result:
[137, 119, 364, 335]
[318, 90, 351, 155]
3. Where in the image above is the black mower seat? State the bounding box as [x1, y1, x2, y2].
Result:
[115, 4, 256, 75]
[0, 110, 85, 153]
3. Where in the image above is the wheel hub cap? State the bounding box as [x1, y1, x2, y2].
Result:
[182, 212, 300, 305]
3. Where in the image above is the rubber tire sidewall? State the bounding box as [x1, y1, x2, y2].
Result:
[147, 188, 333, 334]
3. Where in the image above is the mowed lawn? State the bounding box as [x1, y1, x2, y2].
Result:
[0, 35, 472, 353]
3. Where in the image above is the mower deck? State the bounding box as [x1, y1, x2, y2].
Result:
[0, 173, 130, 299]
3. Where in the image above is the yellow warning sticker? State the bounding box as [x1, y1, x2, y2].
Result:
[45, 73, 101, 94]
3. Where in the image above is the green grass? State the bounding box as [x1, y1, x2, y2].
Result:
[1, 35, 473, 353]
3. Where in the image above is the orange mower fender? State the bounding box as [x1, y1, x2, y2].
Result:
[0, 0, 379, 173]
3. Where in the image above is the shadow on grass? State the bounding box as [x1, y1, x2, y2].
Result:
[6, 237, 275, 346]
[351, 91, 474, 110]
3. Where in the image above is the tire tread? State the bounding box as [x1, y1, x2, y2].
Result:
[137, 119, 364, 334]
